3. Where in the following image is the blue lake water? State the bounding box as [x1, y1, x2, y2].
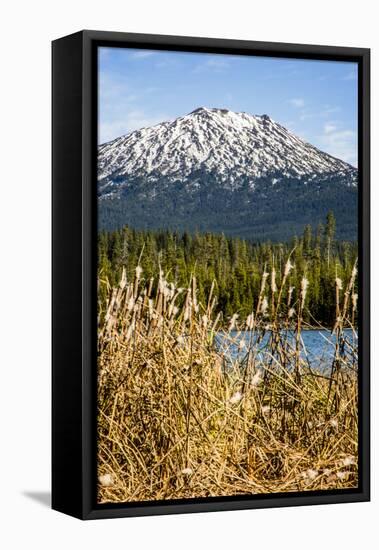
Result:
[215, 329, 357, 372]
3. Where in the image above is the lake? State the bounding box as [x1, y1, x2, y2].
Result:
[215, 328, 357, 372]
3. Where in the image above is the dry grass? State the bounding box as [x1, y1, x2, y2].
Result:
[97, 260, 358, 503]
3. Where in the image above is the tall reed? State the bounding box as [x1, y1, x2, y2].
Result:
[97, 258, 358, 503]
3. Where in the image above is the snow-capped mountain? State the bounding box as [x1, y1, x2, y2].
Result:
[98, 107, 358, 241]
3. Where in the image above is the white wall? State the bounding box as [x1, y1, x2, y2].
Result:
[0, 1, 376, 547]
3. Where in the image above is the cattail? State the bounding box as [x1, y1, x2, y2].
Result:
[229, 391, 242, 404]
[335, 277, 343, 291]
[351, 264, 358, 281]
[302, 469, 318, 481]
[135, 265, 143, 279]
[228, 313, 238, 331]
[300, 276, 309, 309]
[341, 456, 355, 467]
[260, 271, 269, 294]
[352, 293, 358, 312]
[288, 307, 295, 318]
[287, 286, 295, 307]
[238, 339, 246, 351]
[251, 370, 262, 387]
[261, 296, 269, 315]
[246, 313, 254, 330]
[127, 296, 135, 311]
[176, 335, 185, 345]
[99, 473, 114, 487]
[271, 268, 277, 293]
[183, 291, 192, 322]
[133, 297, 142, 314]
[119, 267, 127, 290]
[284, 259, 294, 277]
[172, 305, 179, 317]
[202, 314, 208, 328]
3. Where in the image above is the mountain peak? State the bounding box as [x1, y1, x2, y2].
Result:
[98, 107, 355, 190]
[97, 107, 357, 240]
[188, 107, 274, 122]
[190, 106, 230, 115]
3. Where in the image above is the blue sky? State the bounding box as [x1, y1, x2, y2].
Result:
[99, 47, 358, 166]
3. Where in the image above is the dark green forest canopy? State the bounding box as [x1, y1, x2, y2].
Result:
[98, 212, 357, 326]
[98, 174, 358, 242]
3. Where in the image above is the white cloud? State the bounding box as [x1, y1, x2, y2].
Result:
[99, 70, 171, 143]
[320, 125, 357, 166]
[289, 98, 305, 108]
[321, 105, 341, 117]
[193, 57, 230, 73]
[129, 50, 156, 59]
[324, 123, 337, 134]
[100, 110, 171, 144]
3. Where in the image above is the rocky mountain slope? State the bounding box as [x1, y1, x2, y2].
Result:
[98, 107, 357, 241]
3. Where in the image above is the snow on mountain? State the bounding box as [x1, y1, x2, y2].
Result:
[98, 107, 357, 197]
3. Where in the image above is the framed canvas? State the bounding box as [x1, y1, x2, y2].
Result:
[52, 30, 370, 520]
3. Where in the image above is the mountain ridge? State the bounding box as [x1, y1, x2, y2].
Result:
[97, 107, 357, 241]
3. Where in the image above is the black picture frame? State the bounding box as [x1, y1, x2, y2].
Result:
[52, 30, 370, 520]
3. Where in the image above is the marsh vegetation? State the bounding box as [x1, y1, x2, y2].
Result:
[97, 244, 358, 503]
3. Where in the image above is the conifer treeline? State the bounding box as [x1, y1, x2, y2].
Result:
[98, 212, 357, 326]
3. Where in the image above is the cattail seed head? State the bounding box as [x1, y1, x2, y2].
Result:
[119, 268, 127, 290]
[340, 456, 356, 467]
[246, 313, 254, 330]
[238, 339, 246, 351]
[229, 391, 242, 405]
[99, 473, 114, 487]
[284, 259, 294, 277]
[335, 277, 343, 291]
[260, 271, 269, 294]
[303, 469, 318, 481]
[228, 313, 238, 331]
[271, 268, 277, 293]
[251, 370, 262, 387]
[261, 296, 269, 315]
[300, 276, 309, 308]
